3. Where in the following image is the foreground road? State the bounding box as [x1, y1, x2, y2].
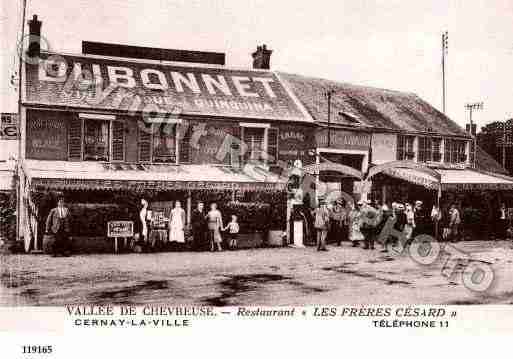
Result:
[1, 241, 513, 306]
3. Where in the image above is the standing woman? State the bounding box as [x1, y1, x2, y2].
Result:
[312, 200, 330, 251]
[404, 203, 415, 245]
[349, 200, 364, 247]
[169, 201, 186, 246]
[207, 203, 224, 252]
[139, 199, 149, 243]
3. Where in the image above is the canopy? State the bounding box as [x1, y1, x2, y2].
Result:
[382, 167, 513, 191]
[0, 161, 15, 192]
[23, 160, 286, 192]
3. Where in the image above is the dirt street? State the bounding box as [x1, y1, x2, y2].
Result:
[1, 241, 513, 306]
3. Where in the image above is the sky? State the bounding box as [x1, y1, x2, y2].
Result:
[1, 0, 512, 130]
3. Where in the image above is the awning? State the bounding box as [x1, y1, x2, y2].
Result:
[382, 167, 513, 191]
[24, 160, 286, 192]
[0, 161, 15, 192]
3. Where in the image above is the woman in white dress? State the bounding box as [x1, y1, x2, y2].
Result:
[349, 200, 364, 247]
[169, 201, 186, 243]
[139, 199, 149, 243]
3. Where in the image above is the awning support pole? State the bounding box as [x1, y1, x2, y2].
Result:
[186, 190, 192, 226]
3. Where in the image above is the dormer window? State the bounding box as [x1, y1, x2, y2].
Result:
[338, 111, 361, 125]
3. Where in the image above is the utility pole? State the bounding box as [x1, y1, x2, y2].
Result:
[16, 0, 28, 243]
[465, 102, 483, 168]
[502, 121, 506, 169]
[324, 88, 335, 147]
[442, 31, 448, 114]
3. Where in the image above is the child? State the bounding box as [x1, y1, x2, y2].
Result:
[223, 215, 240, 250]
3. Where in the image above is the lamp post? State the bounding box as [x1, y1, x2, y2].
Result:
[465, 102, 483, 167]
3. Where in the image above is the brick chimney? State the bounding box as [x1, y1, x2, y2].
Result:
[26, 15, 42, 59]
[252, 44, 272, 69]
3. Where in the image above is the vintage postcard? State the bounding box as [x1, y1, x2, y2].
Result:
[1, 0, 512, 357]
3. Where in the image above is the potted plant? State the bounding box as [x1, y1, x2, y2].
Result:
[266, 201, 287, 247]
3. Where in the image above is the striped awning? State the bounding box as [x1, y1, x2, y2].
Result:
[382, 167, 513, 191]
[24, 160, 286, 192]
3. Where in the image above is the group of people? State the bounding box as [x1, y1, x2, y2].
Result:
[190, 202, 240, 251]
[139, 200, 240, 252]
[311, 198, 463, 252]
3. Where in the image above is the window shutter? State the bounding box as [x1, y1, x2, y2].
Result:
[444, 139, 451, 163]
[230, 126, 241, 167]
[138, 121, 152, 163]
[178, 124, 191, 164]
[267, 128, 278, 164]
[68, 117, 83, 161]
[112, 121, 125, 162]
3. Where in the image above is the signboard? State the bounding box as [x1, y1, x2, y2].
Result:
[25, 53, 310, 122]
[26, 111, 68, 160]
[107, 221, 134, 238]
[0, 113, 19, 140]
[278, 124, 316, 165]
[316, 129, 370, 151]
[371, 133, 396, 164]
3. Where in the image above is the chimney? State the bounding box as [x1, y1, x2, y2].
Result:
[252, 44, 272, 69]
[27, 15, 42, 59]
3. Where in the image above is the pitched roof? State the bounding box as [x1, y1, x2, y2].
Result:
[475, 145, 509, 175]
[278, 72, 470, 137]
[24, 52, 312, 123]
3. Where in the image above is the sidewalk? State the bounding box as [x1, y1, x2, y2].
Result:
[1, 241, 513, 306]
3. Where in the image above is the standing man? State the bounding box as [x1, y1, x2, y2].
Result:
[313, 200, 330, 251]
[497, 203, 507, 241]
[330, 200, 347, 245]
[449, 203, 461, 243]
[45, 196, 71, 257]
[191, 201, 207, 251]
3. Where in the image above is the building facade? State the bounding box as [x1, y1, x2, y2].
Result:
[17, 14, 513, 251]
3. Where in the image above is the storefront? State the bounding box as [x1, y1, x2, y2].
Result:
[19, 47, 315, 252]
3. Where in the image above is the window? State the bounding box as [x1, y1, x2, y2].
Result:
[240, 126, 279, 166]
[444, 139, 467, 163]
[418, 137, 442, 162]
[83, 119, 110, 161]
[243, 127, 265, 162]
[396, 135, 414, 160]
[152, 123, 176, 163]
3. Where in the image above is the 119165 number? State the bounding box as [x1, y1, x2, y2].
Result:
[22, 345, 53, 355]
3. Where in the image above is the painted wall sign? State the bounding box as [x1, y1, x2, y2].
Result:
[371, 133, 396, 164]
[0, 113, 19, 140]
[26, 111, 68, 160]
[24, 53, 310, 122]
[189, 121, 238, 164]
[277, 124, 316, 165]
[316, 129, 370, 151]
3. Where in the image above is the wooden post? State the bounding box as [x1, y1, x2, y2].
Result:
[186, 191, 192, 226]
[114, 237, 118, 253]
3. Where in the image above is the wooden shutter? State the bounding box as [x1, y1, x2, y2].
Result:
[112, 121, 125, 162]
[229, 126, 241, 167]
[138, 121, 152, 163]
[267, 128, 278, 165]
[178, 124, 191, 164]
[68, 117, 83, 161]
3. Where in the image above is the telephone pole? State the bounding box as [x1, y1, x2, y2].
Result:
[465, 102, 483, 168]
[442, 31, 448, 114]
